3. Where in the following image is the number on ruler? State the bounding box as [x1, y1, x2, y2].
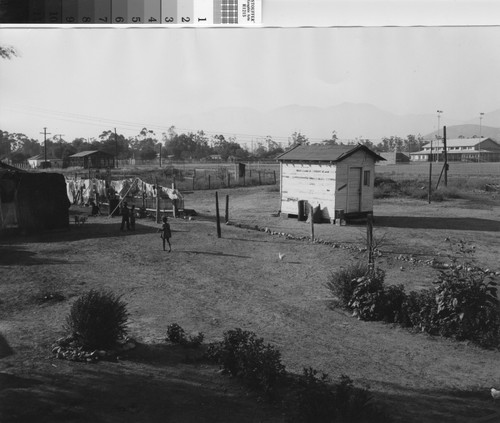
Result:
[181, 17, 190, 22]
[82, 17, 91, 23]
[132, 17, 141, 22]
[115, 17, 124, 23]
[65, 17, 75, 23]
[49, 13, 59, 23]
[164, 17, 174, 23]
[148, 17, 157, 22]
[99, 17, 108, 22]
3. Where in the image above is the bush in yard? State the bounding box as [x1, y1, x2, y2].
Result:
[400, 288, 439, 332]
[433, 266, 500, 347]
[206, 328, 285, 394]
[347, 269, 387, 320]
[283, 370, 389, 423]
[283, 368, 337, 423]
[335, 375, 389, 422]
[326, 263, 371, 308]
[64, 290, 128, 350]
[166, 323, 205, 348]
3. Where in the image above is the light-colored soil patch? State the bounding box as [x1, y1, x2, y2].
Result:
[1, 185, 500, 422]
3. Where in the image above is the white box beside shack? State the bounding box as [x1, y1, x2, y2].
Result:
[276, 144, 385, 221]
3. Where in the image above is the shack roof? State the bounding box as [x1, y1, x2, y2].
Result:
[276, 143, 385, 162]
[69, 150, 113, 158]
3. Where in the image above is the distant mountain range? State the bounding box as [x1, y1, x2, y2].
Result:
[173, 103, 500, 144]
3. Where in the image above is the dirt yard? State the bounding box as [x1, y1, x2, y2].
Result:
[1, 185, 500, 422]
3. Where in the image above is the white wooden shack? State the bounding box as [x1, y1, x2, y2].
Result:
[277, 144, 385, 221]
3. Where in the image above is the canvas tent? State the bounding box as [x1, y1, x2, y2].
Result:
[0, 169, 70, 234]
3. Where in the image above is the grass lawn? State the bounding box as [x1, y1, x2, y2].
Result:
[1, 185, 500, 422]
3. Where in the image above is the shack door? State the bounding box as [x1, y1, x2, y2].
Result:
[347, 167, 362, 213]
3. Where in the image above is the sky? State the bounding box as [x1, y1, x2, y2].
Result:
[1, 25, 500, 145]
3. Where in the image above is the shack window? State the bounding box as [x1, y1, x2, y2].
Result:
[363, 170, 371, 186]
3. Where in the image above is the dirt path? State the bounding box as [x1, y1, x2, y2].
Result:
[1, 186, 500, 422]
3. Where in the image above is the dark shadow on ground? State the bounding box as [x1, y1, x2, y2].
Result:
[0, 351, 282, 423]
[0, 334, 14, 358]
[0, 247, 78, 266]
[181, 250, 251, 259]
[0, 222, 158, 245]
[372, 216, 500, 232]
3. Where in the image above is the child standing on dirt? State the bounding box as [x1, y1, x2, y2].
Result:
[158, 216, 172, 252]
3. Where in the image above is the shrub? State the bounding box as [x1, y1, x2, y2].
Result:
[433, 266, 500, 347]
[166, 323, 186, 344]
[206, 328, 285, 394]
[401, 289, 439, 332]
[326, 263, 370, 308]
[284, 370, 389, 423]
[65, 290, 128, 349]
[380, 284, 407, 324]
[347, 269, 386, 320]
[335, 375, 388, 422]
[283, 368, 336, 423]
[166, 323, 205, 348]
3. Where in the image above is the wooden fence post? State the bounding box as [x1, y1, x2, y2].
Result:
[193, 169, 196, 190]
[310, 204, 315, 241]
[228, 173, 231, 188]
[367, 213, 374, 269]
[273, 170, 277, 185]
[258, 171, 261, 185]
[208, 175, 211, 190]
[155, 178, 160, 224]
[225, 194, 229, 223]
[215, 191, 221, 238]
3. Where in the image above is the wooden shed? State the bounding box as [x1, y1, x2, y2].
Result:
[68, 150, 115, 169]
[277, 144, 385, 222]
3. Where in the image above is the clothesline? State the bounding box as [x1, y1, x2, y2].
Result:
[65, 177, 183, 206]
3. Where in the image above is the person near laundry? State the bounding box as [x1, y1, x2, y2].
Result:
[90, 199, 100, 216]
[130, 205, 136, 231]
[158, 216, 172, 252]
[120, 201, 130, 231]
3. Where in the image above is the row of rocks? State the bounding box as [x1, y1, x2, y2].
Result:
[229, 222, 499, 275]
[52, 335, 136, 363]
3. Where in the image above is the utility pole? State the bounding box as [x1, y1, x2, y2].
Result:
[40, 127, 51, 165]
[114, 128, 118, 168]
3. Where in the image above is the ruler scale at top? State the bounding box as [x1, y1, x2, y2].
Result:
[0, 0, 261, 24]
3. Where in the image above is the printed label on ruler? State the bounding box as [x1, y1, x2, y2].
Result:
[161, 0, 177, 24]
[177, 0, 193, 24]
[112, 0, 127, 23]
[128, 0, 144, 23]
[45, 0, 62, 23]
[144, 0, 161, 23]
[13, 0, 262, 24]
[95, 0, 112, 23]
[62, 0, 78, 23]
[78, 0, 94, 23]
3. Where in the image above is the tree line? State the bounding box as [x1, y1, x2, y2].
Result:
[0, 127, 427, 165]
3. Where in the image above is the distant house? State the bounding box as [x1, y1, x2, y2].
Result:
[410, 138, 500, 162]
[277, 144, 385, 221]
[68, 150, 115, 169]
[378, 152, 410, 165]
[27, 154, 64, 169]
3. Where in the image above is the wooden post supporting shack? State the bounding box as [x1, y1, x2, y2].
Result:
[225, 194, 229, 223]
